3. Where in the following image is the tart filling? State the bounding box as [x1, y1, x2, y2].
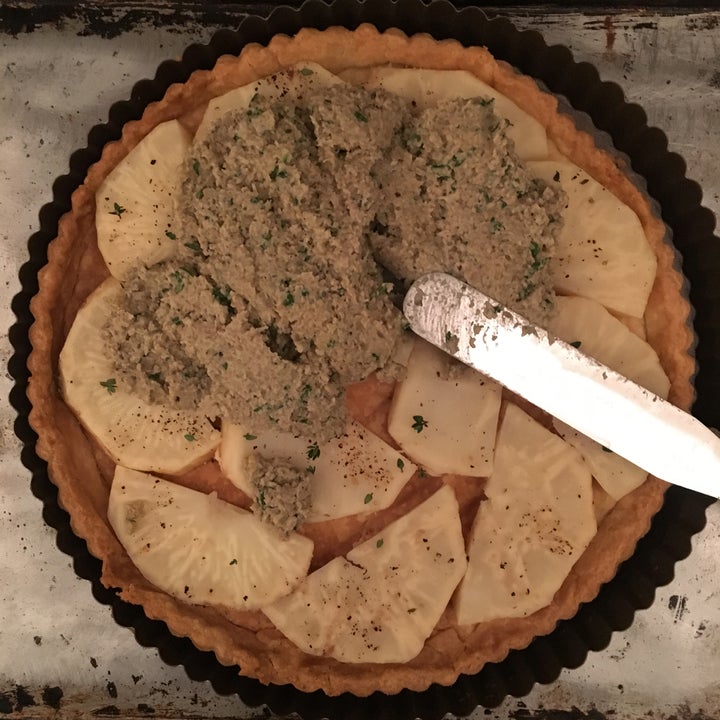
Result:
[27, 25, 695, 697]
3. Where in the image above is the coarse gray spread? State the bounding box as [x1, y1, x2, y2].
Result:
[106, 72, 564, 526]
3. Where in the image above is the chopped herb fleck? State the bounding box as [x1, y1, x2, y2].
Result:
[354, 109, 368, 123]
[184, 433, 196, 442]
[100, 378, 117, 394]
[364, 493, 373, 504]
[489, 217, 504, 234]
[397, 458, 405, 470]
[192, 159, 200, 175]
[300, 67, 314, 76]
[184, 239, 202, 255]
[171, 316, 182, 326]
[307, 443, 321, 461]
[376, 539, 384, 548]
[169, 271, 185, 293]
[270, 165, 288, 181]
[283, 291, 295, 307]
[212, 285, 232, 308]
[165, 230, 177, 240]
[110, 202, 125, 217]
[243, 433, 257, 441]
[411, 415, 428, 433]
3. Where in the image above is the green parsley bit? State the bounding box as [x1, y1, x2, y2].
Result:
[300, 67, 314, 76]
[269, 165, 288, 181]
[411, 415, 428, 433]
[364, 493, 373, 505]
[489, 217, 504, 234]
[243, 433, 257, 441]
[184, 239, 202, 254]
[221, 362, 228, 370]
[212, 285, 232, 308]
[171, 316, 182, 326]
[397, 458, 405, 471]
[354, 109, 368, 123]
[100, 378, 117, 394]
[170, 271, 185, 293]
[110, 202, 125, 217]
[196, 188, 204, 200]
[283, 291, 295, 307]
[307, 443, 321, 461]
[376, 539, 384, 548]
[184, 433, 196, 442]
[192, 159, 200, 175]
[165, 230, 177, 240]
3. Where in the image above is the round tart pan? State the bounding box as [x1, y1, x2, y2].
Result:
[11, 0, 719, 715]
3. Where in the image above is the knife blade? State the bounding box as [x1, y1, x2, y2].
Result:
[403, 272, 720, 498]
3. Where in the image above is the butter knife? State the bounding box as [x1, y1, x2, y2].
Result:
[403, 272, 720, 498]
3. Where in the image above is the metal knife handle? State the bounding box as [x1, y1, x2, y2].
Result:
[403, 272, 720, 499]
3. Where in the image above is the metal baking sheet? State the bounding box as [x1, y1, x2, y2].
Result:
[1, 4, 719, 718]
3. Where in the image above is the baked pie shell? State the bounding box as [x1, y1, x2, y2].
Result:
[26, 25, 695, 696]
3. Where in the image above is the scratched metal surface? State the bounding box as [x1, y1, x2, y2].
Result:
[1, 5, 719, 719]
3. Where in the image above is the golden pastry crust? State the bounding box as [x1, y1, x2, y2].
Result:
[27, 24, 695, 696]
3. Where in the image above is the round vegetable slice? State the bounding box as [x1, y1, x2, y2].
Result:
[263, 484, 466, 663]
[454, 404, 596, 625]
[108, 466, 313, 610]
[546, 294, 670, 500]
[59, 278, 220, 475]
[548, 295, 670, 398]
[527, 159, 657, 318]
[553, 419, 647, 502]
[387, 338, 501, 477]
[218, 419, 416, 522]
[95, 120, 191, 280]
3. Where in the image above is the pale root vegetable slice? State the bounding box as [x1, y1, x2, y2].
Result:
[527, 159, 657, 318]
[548, 295, 670, 399]
[592, 481, 617, 523]
[454, 404, 596, 625]
[263, 484, 466, 663]
[59, 278, 220, 475]
[217, 420, 416, 522]
[553, 419, 648, 502]
[95, 120, 190, 280]
[387, 338, 502, 477]
[546, 294, 669, 500]
[108, 466, 313, 609]
[194, 62, 344, 144]
[354, 67, 548, 161]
